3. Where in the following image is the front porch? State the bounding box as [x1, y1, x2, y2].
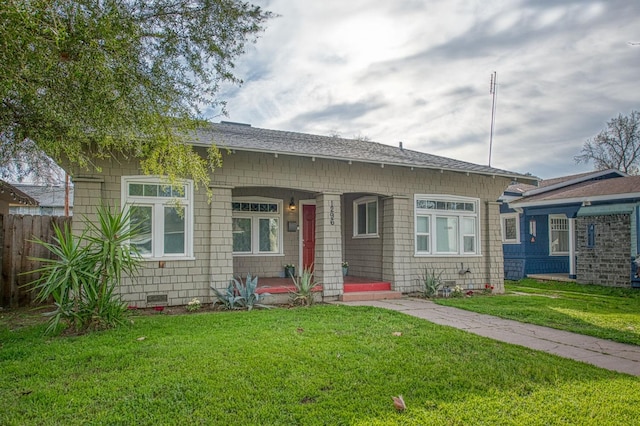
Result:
[255, 275, 402, 302]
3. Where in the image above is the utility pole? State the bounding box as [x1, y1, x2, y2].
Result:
[488, 71, 498, 167]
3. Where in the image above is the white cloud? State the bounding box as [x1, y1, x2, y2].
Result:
[218, 0, 640, 179]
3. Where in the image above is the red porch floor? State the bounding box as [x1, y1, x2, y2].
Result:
[255, 275, 391, 294]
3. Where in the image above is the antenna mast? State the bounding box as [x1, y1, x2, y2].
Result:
[488, 71, 498, 166]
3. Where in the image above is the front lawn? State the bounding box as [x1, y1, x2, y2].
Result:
[1, 305, 639, 425]
[437, 279, 640, 345]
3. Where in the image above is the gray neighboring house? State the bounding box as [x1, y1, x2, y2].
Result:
[9, 183, 73, 216]
[67, 122, 535, 307]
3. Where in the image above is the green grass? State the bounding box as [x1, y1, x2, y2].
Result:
[437, 279, 640, 345]
[1, 305, 639, 425]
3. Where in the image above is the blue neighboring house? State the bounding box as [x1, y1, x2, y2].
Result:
[500, 169, 640, 288]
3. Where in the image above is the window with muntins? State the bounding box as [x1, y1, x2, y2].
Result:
[232, 198, 282, 255]
[501, 214, 520, 243]
[353, 196, 378, 237]
[415, 195, 479, 255]
[549, 215, 569, 255]
[122, 176, 193, 259]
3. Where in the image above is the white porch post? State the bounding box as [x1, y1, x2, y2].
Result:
[569, 217, 576, 278]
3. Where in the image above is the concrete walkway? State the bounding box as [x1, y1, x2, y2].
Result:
[336, 298, 640, 376]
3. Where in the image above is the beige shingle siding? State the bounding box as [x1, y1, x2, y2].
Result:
[71, 142, 510, 307]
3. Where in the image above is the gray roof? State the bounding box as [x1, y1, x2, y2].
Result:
[192, 122, 535, 182]
[11, 183, 73, 208]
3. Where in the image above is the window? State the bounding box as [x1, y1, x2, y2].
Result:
[501, 214, 520, 243]
[353, 196, 378, 237]
[232, 198, 282, 255]
[122, 176, 193, 259]
[415, 195, 480, 255]
[549, 215, 569, 255]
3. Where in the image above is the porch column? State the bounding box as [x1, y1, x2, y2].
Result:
[382, 196, 413, 292]
[569, 218, 576, 278]
[315, 192, 343, 299]
[485, 201, 505, 293]
[209, 185, 234, 293]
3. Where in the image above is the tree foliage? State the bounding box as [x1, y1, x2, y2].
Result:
[575, 111, 640, 175]
[0, 0, 271, 186]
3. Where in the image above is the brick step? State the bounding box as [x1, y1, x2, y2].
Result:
[343, 282, 391, 292]
[339, 290, 403, 302]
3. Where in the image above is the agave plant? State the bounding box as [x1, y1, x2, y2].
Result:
[420, 267, 443, 298]
[289, 267, 318, 306]
[211, 282, 244, 309]
[211, 273, 270, 310]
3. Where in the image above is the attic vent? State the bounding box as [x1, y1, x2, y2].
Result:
[221, 121, 251, 127]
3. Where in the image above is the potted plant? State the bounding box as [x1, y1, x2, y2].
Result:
[342, 261, 349, 276]
[284, 264, 296, 278]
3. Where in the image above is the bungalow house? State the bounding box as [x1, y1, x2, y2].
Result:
[500, 169, 640, 288]
[68, 122, 534, 307]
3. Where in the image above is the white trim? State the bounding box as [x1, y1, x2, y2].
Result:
[231, 197, 283, 255]
[569, 218, 576, 275]
[549, 214, 569, 256]
[414, 194, 481, 256]
[500, 213, 520, 244]
[121, 175, 194, 259]
[352, 196, 378, 238]
[510, 191, 640, 209]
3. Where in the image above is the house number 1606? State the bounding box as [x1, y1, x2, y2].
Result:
[330, 201, 335, 225]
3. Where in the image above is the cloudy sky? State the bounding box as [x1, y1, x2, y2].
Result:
[216, 0, 639, 179]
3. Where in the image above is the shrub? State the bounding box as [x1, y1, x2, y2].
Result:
[420, 267, 443, 298]
[186, 298, 202, 312]
[28, 205, 141, 334]
[289, 267, 318, 306]
[211, 282, 244, 310]
[211, 274, 270, 310]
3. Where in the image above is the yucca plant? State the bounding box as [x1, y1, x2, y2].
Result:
[28, 205, 141, 334]
[289, 267, 318, 306]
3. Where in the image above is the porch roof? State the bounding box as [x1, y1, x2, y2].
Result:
[191, 122, 536, 183]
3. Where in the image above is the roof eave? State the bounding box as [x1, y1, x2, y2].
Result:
[510, 191, 640, 209]
[198, 143, 535, 183]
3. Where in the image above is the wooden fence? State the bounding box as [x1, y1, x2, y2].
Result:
[0, 214, 72, 308]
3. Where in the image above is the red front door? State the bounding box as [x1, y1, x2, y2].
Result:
[302, 204, 316, 271]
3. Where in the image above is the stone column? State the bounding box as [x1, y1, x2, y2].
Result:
[485, 201, 505, 293]
[315, 192, 343, 299]
[209, 185, 234, 292]
[382, 196, 413, 292]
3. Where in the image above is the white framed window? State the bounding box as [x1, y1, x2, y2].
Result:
[232, 198, 282, 255]
[549, 214, 569, 255]
[501, 214, 520, 244]
[122, 176, 194, 260]
[414, 195, 480, 255]
[353, 196, 378, 237]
